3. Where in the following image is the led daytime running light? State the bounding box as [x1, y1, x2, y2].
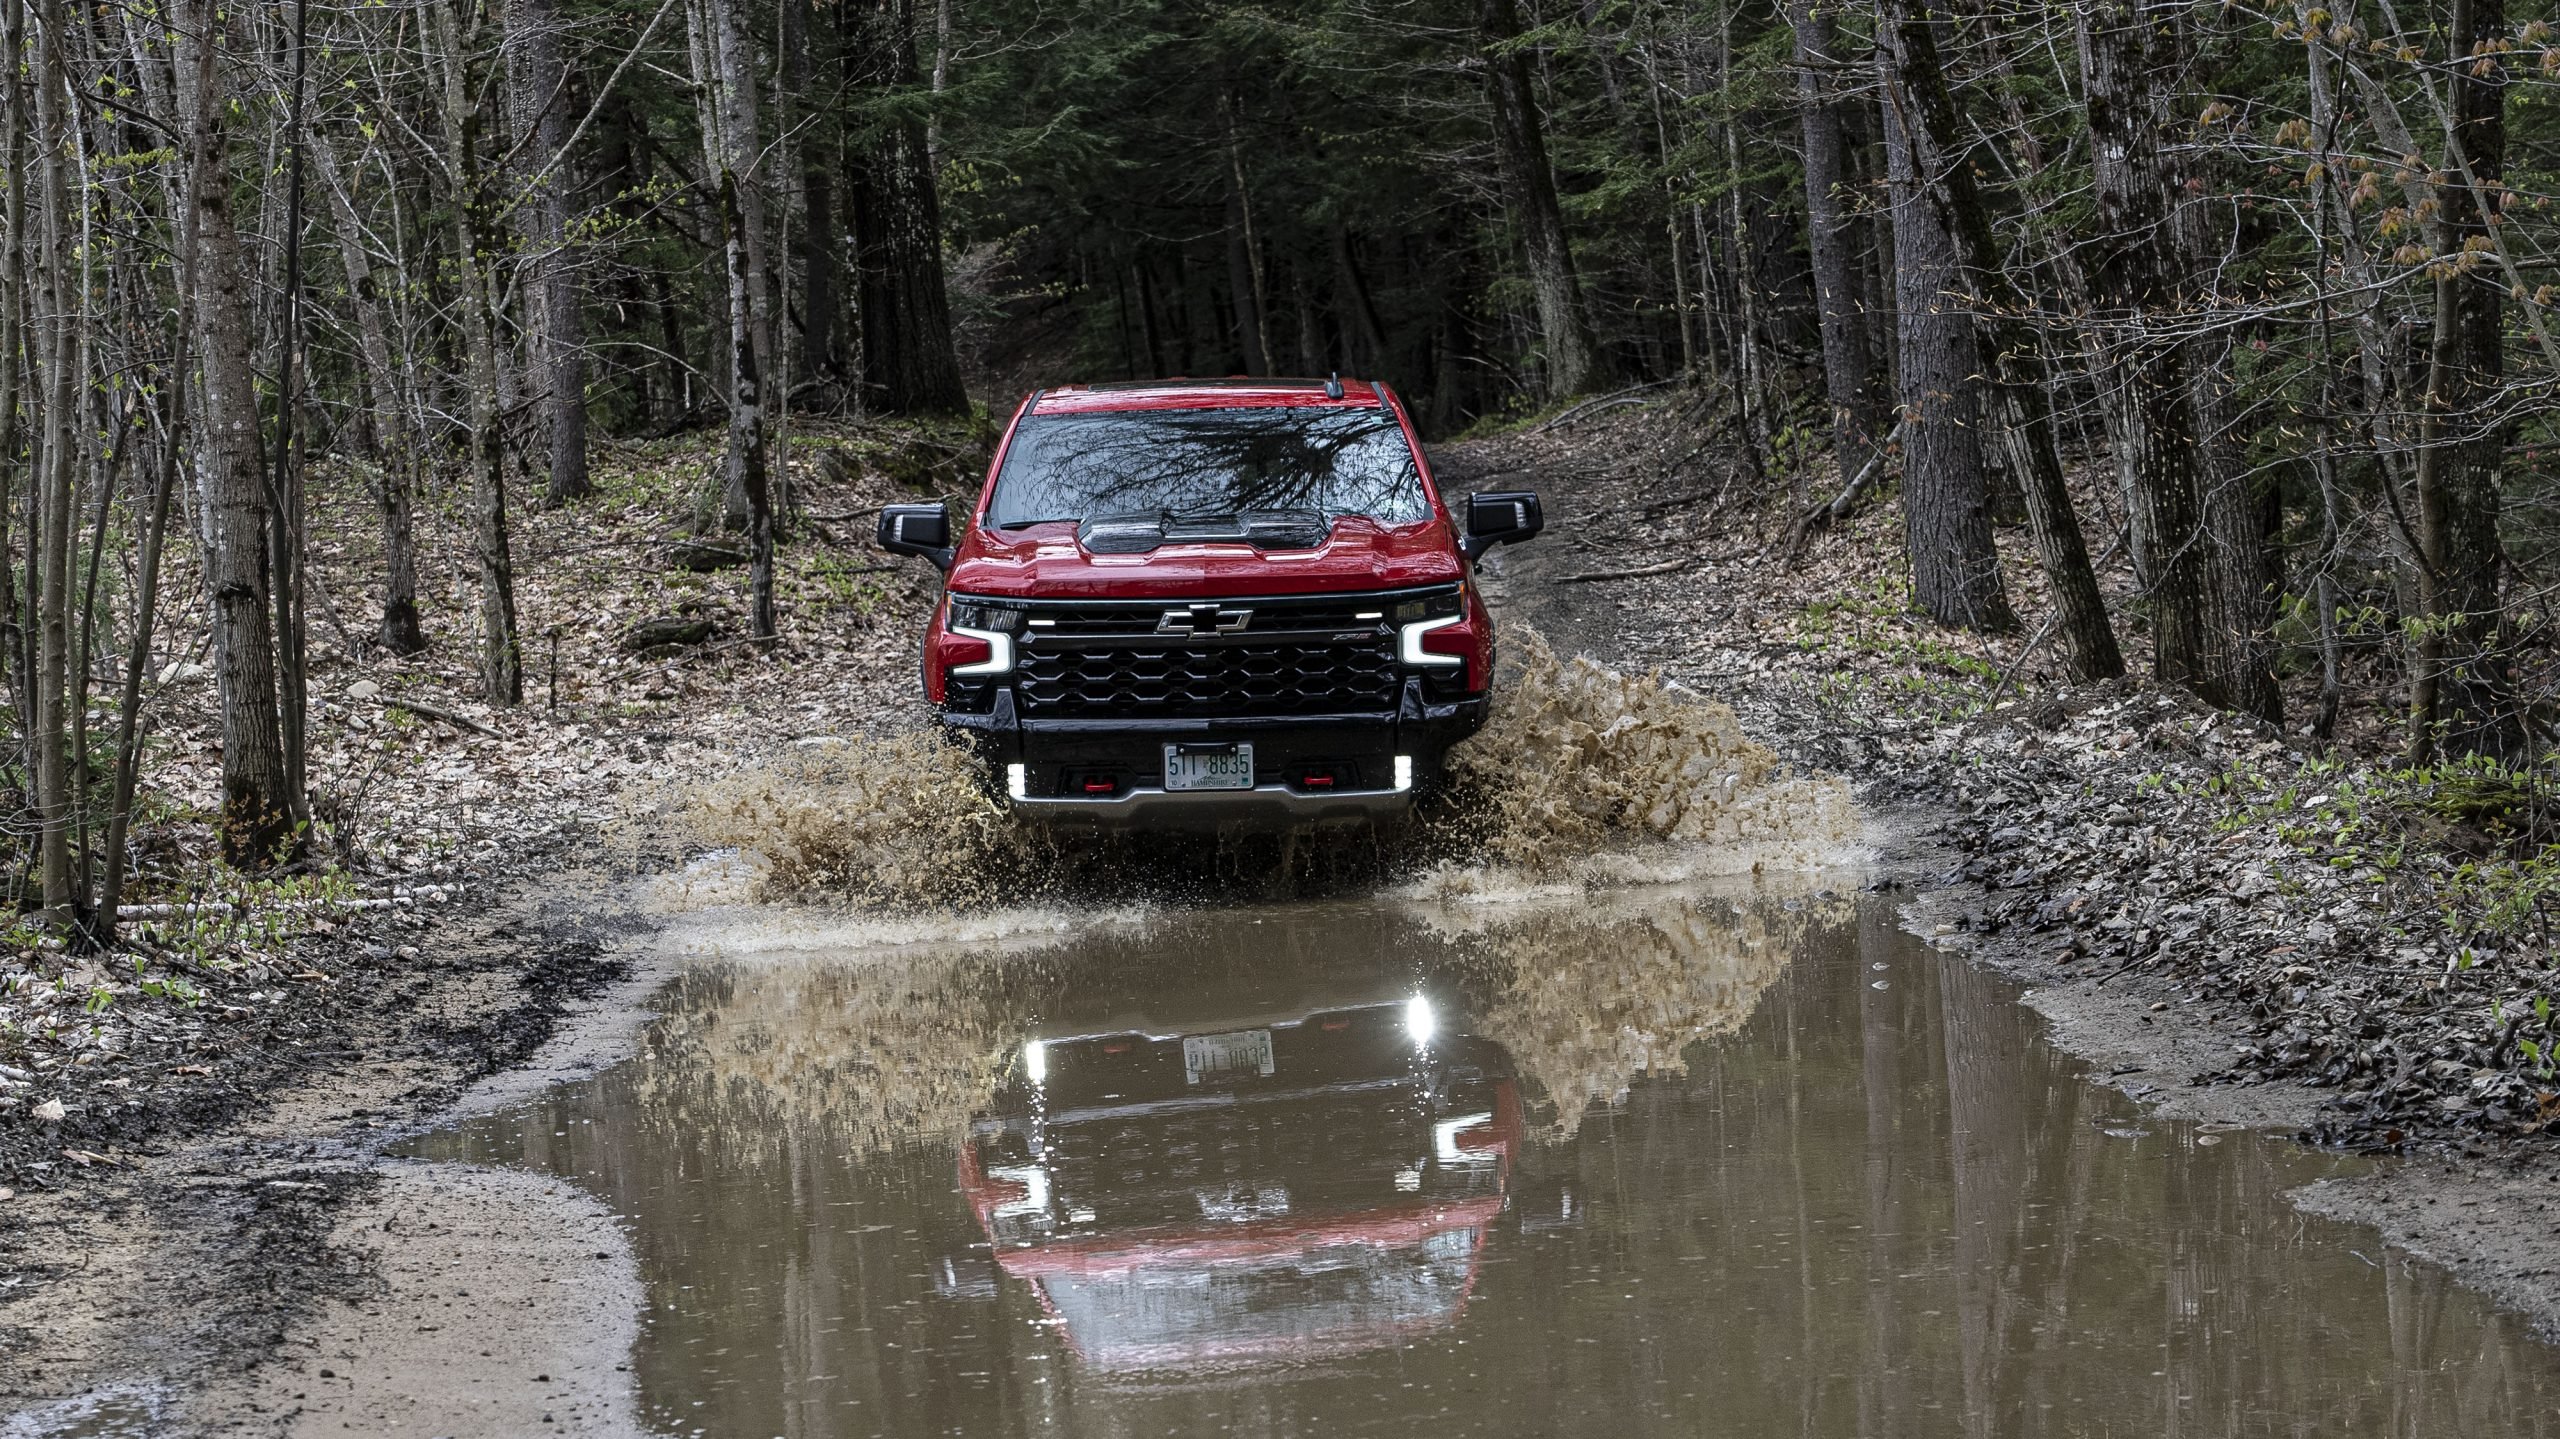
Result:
[949, 625, 1015, 676]
[1399, 613, 1463, 667]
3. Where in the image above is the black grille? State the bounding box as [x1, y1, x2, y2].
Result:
[1019, 639, 1398, 717]
[1018, 592, 1421, 640]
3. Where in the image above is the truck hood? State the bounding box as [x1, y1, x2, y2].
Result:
[945, 516, 1466, 600]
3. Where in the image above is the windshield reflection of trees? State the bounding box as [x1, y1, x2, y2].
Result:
[988, 409, 1429, 527]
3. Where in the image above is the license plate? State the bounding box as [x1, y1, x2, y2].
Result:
[1182, 1028, 1275, 1085]
[1163, 743, 1254, 791]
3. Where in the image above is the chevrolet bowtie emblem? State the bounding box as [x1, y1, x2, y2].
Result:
[1157, 605, 1253, 635]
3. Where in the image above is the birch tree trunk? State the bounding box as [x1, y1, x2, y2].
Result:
[688, 0, 778, 523]
[688, 0, 777, 622]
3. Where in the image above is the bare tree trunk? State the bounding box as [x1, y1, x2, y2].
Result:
[1479, 0, 1606, 399]
[1328, 225, 1391, 377]
[28, 17, 75, 922]
[2166, 20, 2280, 724]
[176, 0, 295, 864]
[683, 0, 778, 619]
[2076, 0, 2260, 714]
[268, 0, 313, 838]
[102, 351, 186, 942]
[787, 0, 844, 394]
[1886, 0, 2120, 678]
[2407, 0, 2520, 760]
[0, 3, 26, 776]
[845, 0, 970, 415]
[1718, 13, 1773, 487]
[433, 0, 523, 704]
[1221, 98, 1270, 376]
[1788, 1, 1884, 469]
[721, 173, 777, 639]
[312, 136, 427, 654]
[511, 0, 591, 504]
[689, 0, 778, 525]
[1877, 4, 2012, 633]
[1637, 32, 1694, 377]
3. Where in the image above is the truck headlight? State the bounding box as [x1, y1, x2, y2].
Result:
[1399, 614, 1463, 667]
[949, 626, 1015, 676]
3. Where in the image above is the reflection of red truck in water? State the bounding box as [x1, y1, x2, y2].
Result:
[958, 991, 1522, 1373]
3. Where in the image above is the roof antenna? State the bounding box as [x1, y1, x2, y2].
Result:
[1326, 371, 1344, 400]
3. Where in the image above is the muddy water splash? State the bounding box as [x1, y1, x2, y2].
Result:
[665, 729, 1015, 903]
[661, 623, 1858, 907]
[1417, 627, 1859, 890]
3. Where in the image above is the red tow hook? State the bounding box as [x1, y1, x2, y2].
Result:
[1302, 774, 1336, 789]
[1082, 779, 1118, 794]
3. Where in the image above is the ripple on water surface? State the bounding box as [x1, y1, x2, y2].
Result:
[409, 881, 2560, 1438]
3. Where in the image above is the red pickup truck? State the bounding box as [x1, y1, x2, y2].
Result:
[878, 377, 1542, 824]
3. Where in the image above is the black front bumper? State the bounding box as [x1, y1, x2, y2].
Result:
[941, 678, 1487, 826]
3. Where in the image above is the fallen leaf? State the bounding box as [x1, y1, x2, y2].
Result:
[30, 1098, 63, 1122]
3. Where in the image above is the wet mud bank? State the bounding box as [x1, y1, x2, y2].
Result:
[0, 878, 648, 1433]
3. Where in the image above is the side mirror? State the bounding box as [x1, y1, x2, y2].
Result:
[1461, 491, 1543, 562]
[878, 504, 955, 571]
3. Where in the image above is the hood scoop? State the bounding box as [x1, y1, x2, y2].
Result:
[1078, 509, 1331, 555]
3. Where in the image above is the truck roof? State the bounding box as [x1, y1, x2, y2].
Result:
[1027, 377, 1387, 416]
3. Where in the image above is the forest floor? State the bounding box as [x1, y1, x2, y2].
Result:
[4, 395, 2560, 1428]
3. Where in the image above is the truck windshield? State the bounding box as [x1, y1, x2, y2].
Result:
[985, 407, 1431, 529]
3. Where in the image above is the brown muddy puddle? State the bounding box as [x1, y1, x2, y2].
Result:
[409, 883, 2560, 1437]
